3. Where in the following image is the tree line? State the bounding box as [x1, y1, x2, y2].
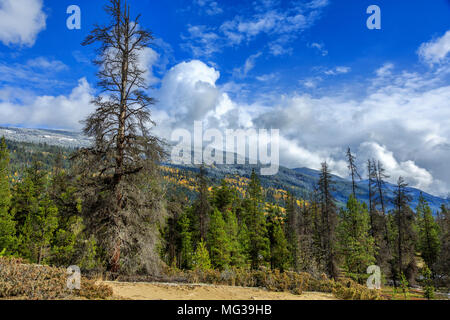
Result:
[1, 137, 448, 291]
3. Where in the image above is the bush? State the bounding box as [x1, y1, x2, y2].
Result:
[308, 274, 382, 300]
[166, 267, 382, 300]
[0, 257, 113, 300]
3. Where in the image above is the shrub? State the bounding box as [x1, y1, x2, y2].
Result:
[0, 257, 112, 300]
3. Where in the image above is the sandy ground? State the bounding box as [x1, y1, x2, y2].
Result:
[103, 281, 336, 300]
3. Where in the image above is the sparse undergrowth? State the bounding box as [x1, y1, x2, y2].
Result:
[0, 257, 113, 300]
[162, 267, 383, 300]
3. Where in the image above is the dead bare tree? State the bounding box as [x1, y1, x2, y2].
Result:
[72, 0, 166, 274]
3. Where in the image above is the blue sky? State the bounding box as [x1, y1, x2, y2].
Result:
[0, 0, 450, 196]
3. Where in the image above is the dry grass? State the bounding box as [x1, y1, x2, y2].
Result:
[0, 257, 113, 300]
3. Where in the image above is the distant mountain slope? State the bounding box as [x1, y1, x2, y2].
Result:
[165, 163, 449, 214]
[1, 126, 448, 213]
[0, 127, 91, 148]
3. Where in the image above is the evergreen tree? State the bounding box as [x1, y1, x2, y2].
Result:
[346, 147, 361, 198]
[337, 195, 376, 283]
[192, 165, 211, 242]
[178, 212, 193, 269]
[318, 162, 339, 279]
[19, 195, 58, 264]
[213, 179, 234, 212]
[298, 195, 319, 273]
[243, 169, 270, 269]
[435, 205, 449, 287]
[163, 193, 187, 268]
[0, 137, 16, 254]
[416, 194, 440, 275]
[192, 239, 211, 271]
[370, 159, 392, 278]
[391, 177, 417, 284]
[266, 204, 289, 271]
[285, 192, 299, 270]
[223, 209, 246, 268]
[207, 208, 230, 269]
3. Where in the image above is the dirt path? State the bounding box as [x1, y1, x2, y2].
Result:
[103, 281, 337, 300]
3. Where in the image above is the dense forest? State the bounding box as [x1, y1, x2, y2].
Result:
[0, 0, 448, 299]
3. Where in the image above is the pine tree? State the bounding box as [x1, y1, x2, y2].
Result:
[223, 209, 246, 268]
[416, 194, 440, 275]
[346, 147, 361, 198]
[337, 195, 376, 283]
[213, 179, 234, 212]
[285, 192, 299, 270]
[243, 169, 270, 269]
[207, 208, 230, 269]
[0, 137, 16, 254]
[192, 165, 211, 242]
[391, 177, 417, 285]
[178, 212, 193, 269]
[318, 162, 339, 279]
[192, 239, 211, 271]
[298, 195, 318, 273]
[19, 195, 58, 264]
[73, 0, 166, 273]
[370, 159, 393, 278]
[266, 204, 289, 271]
[435, 205, 449, 287]
[164, 193, 187, 268]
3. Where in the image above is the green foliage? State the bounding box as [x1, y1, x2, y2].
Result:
[223, 209, 247, 268]
[421, 265, 435, 300]
[18, 196, 59, 264]
[243, 170, 270, 269]
[192, 240, 211, 271]
[0, 137, 16, 254]
[416, 195, 440, 273]
[207, 208, 230, 269]
[285, 192, 299, 271]
[337, 195, 376, 283]
[399, 272, 409, 299]
[266, 205, 289, 271]
[178, 212, 193, 269]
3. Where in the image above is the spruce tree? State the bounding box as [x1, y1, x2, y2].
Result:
[318, 162, 339, 279]
[178, 212, 193, 269]
[192, 239, 212, 271]
[192, 165, 211, 242]
[0, 137, 16, 254]
[346, 147, 361, 198]
[285, 192, 299, 270]
[266, 204, 289, 271]
[223, 209, 246, 268]
[435, 205, 449, 287]
[19, 195, 58, 264]
[337, 195, 376, 283]
[391, 177, 417, 284]
[243, 169, 270, 269]
[207, 208, 230, 269]
[416, 194, 440, 274]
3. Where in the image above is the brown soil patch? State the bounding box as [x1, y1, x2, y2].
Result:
[103, 281, 337, 300]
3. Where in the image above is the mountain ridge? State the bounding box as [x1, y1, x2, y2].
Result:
[1, 126, 448, 212]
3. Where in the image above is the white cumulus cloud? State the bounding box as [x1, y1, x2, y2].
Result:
[0, 0, 46, 47]
[418, 30, 450, 65]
